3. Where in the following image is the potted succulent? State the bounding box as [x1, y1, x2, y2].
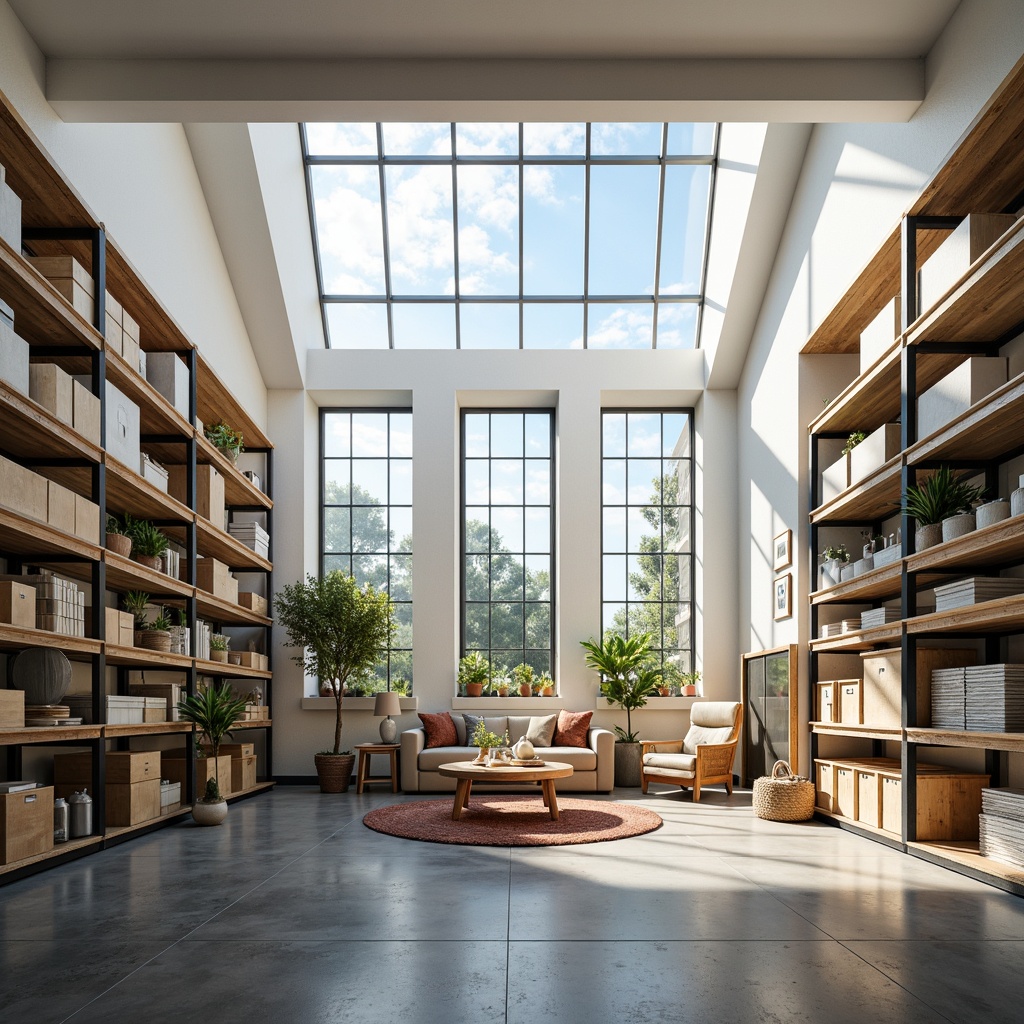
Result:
[210, 633, 230, 662]
[129, 518, 169, 572]
[902, 466, 985, 550]
[205, 420, 245, 462]
[176, 682, 247, 826]
[458, 652, 490, 698]
[275, 571, 393, 793]
[139, 610, 172, 653]
[581, 631, 661, 787]
[122, 590, 151, 646]
[513, 663, 534, 697]
[105, 514, 132, 558]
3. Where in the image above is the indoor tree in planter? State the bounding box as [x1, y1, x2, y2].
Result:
[902, 466, 985, 551]
[275, 571, 394, 793]
[176, 682, 248, 826]
[580, 630, 661, 787]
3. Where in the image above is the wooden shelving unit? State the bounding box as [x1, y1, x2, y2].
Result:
[805, 56, 1024, 897]
[0, 84, 274, 884]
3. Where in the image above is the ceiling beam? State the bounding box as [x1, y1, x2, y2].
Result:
[46, 57, 924, 123]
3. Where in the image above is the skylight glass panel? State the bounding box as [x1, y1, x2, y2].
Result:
[588, 165, 660, 294]
[385, 164, 455, 294]
[382, 123, 451, 156]
[667, 122, 716, 155]
[655, 303, 699, 350]
[325, 303, 389, 349]
[310, 166, 385, 294]
[591, 123, 663, 157]
[660, 164, 711, 295]
[459, 304, 519, 349]
[391, 303, 456, 348]
[305, 123, 378, 156]
[457, 165, 519, 295]
[522, 303, 583, 349]
[522, 123, 586, 156]
[455, 123, 519, 156]
[587, 303, 654, 350]
[523, 165, 585, 294]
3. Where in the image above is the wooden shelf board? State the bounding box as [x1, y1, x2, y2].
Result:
[104, 455, 193, 524]
[809, 623, 903, 652]
[0, 506, 102, 563]
[196, 434, 272, 510]
[811, 562, 904, 605]
[814, 808, 902, 842]
[0, 625, 100, 657]
[195, 588, 272, 627]
[195, 352, 272, 451]
[809, 344, 903, 432]
[0, 834, 103, 878]
[196, 518, 271, 572]
[106, 349, 192, 440]
[230, 719, 272, 731]
[226, 780, 276, 802]
[105, 807, 192, 842]
[194, 657, 272, 680]
[103, 550, 193, 597]
[906, 514, 1024, 574]
[0, 725, 102, 745]
[812, 722, 902, 741]
[907, 727, 1024, 753]
[104, 643, 193, 670]
[810, 460, 903, 526]
[0, 381, 101, 463]
[907, 593, 1024, 635]
[908, 840, 1024, 889]
[103, 722, 194, 738]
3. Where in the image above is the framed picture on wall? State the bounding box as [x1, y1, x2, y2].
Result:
[774, 573, 792, 620]
[773, 529, 792, 571]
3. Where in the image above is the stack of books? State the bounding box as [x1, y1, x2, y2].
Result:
[860, 606, 901, 629]
[980, 788, 1024, 869]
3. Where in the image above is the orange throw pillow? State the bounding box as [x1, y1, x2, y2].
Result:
[419, 711, 457, 748]
[553, 709, 593, 747]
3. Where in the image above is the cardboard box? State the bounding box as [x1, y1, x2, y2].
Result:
[0, 163, 22, 252]
[237, 651, 268, 671]
[838, 680, 863, 725]
[0, 787, 53, 864]
[238, 592, 268, 617]
[160, 753, 232, 795]
[146, 352, 190, 419]
[71, 379, 101, 446]
[46, 479, 77, 533]
[122, 309, 140, 342]
[102, 606, 134, 646]
[105, 290, 123, 326]
[0, 688, 26, 728]
[104, 380, 141, 472]
[200, 742, 254, 759]
[0, 580, 36, 628]
[55, 749, 161, 785]
[54, 778, 161, 827]
[0, 455, 47, 523]
[849, 423, 901, 485]
[168, 463, 224, 524]
[195, 557, 238, 603]
[821, 452, 850, 504]
[74, 492, 101, 545]
[141, 455, 169, 493]
[121, 333, 140, 377]
[859, 295, 900, 374]
[0, 319, 29, 396]
[917, 357, 1007, 441]
[26, 255, 94, 323]
[142, 696, 167, 723]
[104, 312, 123, 356]
[231, 755, 257, 793]
[29, 362, 73, 425]
[129, 682, 182, 721]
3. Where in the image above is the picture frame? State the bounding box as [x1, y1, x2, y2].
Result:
[773, 529, 792, 571]
[773, 573, 792, 620]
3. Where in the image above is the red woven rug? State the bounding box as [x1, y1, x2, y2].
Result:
[363, 796, 662, 846]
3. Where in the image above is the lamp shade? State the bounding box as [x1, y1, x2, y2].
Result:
[373, 691, 402, 717]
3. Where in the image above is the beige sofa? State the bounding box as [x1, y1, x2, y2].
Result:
[401, 713, 615, 792]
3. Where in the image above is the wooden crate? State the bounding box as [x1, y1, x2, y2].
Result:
[838, 680, 863, 725]
[160, 753, 232, 796]
[194, 557, 238, 603]
[814, 681, 837, 723]
[856, 769, 882, 828]
[0, 786, 53, 864]
[0, 580, 35, 628]
[200, 742, 254, 759]
[879, 770, 989, 840]
[834, 764, 857, 818]
[238, 592, 268, 616]
[815, 760, 835, 812]
[106, 779, 160, 827]
[0, 688, 25, 728]
[54, 750, 160, 785]
[231, 755, 257, 793]
[168, 464, 224, 525]
[862, 647, 976, 728]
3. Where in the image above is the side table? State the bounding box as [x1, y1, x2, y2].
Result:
[355, 743, 401, 794]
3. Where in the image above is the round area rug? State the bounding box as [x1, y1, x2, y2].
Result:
[363, 796, 662, 846]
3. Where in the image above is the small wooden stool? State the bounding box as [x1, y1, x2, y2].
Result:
[355, 743, 401, 794]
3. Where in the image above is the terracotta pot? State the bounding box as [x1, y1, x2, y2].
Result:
[466, 682, 484, 697]
[682, 685, 698, 697]
[134, 554, 163, 572]
[106, 533, 132, 558]
[542, 686, 554, 697]
[519, 683, 532, 697]
[192, 800, 228, 826]
[497, 687, 509, 697]
[658, 687, 671, 697]
[314, 752, 355, 793]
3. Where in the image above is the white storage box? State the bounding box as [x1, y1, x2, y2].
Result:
[141, 453, 169, 492]
[917, 357, 1007, 441]
[0, 318, 28, 396]
[104, 380, 141, 472]
[107, 695, 145, 725]
[849, 423, 901, 485]
[145, 352, 190, 419]
[0, 164, 21, 252]
[160, 780, 181, 812]
[860, 296, 900, 374]
[822, 453, 850, 504]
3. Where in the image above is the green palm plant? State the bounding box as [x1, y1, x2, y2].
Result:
[580, 631, 661, 742]
[176, 682, 248, 800]
[902, 466, 985, 526]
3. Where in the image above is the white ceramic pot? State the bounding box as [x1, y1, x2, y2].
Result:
[915, 523, 943, 551]
[941, 512, 976, 542]
[192, 800, 228, 826]
[976, 500, 1010, 530]
[1012, 475, 1024, 517]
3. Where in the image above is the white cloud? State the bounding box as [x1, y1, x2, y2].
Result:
[587, 305, 654, 349]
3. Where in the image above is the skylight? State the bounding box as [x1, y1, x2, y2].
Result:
[302, 123, 718, 350]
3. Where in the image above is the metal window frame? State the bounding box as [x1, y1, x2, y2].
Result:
[319, 407, 414, 689]
[599, 408, 696, 670]
[301, 123, 719, 351]
[459, 408, 556, 676]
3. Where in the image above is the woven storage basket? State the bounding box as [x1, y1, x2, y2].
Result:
[752, 760, 815, 822]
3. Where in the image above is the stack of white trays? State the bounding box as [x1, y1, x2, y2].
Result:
[980, 788, 1024, 868]
[931, 667, 968, 728]
[964, 664, 1024, 731]
[860, 606, 901, 629]
[933, 576, 1024, 612]
[228, 520, 269, 559]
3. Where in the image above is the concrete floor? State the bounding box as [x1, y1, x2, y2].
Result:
[2, 786, 1024, 1023]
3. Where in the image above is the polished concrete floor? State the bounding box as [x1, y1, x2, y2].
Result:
[2, 786, 1024, 1023]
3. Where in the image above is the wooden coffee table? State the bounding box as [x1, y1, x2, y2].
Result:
[437, 760, 574, 821]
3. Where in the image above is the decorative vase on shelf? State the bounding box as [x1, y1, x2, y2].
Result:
[916, 523, 942, 550]
[976, 499, 1010, 530]
[106, 533, 132, 558]
[941, 512, 976, 542]
[1011, 475, 1024, 516]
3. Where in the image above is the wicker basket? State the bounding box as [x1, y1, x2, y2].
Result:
[752, 760, 815, 822]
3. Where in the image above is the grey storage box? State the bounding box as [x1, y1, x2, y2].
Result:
[104, 380, 141, 473]
[859, 296, 900, 374]
[0, 317, 29, 396]
[822, 453, 849, 504]
[849, 423, 901, 485]
[917, 357, 1007, 441]
[145, 352, 190, 420]
[0, 163, 21, 252]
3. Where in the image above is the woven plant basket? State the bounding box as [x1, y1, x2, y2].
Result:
[752, 760, 815, 822]
[315, 753, 355, 794]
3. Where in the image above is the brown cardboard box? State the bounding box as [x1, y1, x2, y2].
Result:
[238, 592, 268, 617]
[195, 557, 238, 603]
[29, 362, 73, 425]
[121, 333, 140, 376]
[102, 606, 134, 646]
[160, 753, 232, 795]
[104, 312, 123, 356]
[74, 493, 101, 544]
[0, 689, 26, 728]
[231, 755, 257, 793]
[72, 380, 101, 446]
[105, 290, 123, 326]
[46, 479, 77, 533]
[54, 780, 161, 827]
[236, 651, 268, 670]
[26, 256, 94, 323]
[55, 750, 161, 785]
[200, 742, 254, 759]
[0, 787, 53, 864]
[122, 309, 140, 342]
[0, 455, 47, 523]
[0, 580, 36, 628]
[168, 464, 224, 524]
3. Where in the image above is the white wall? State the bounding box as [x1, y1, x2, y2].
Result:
[736, 0, 1024, 772]
[0, 0, 267, 427]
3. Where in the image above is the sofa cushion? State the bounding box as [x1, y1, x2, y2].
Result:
[545, 746, 597, 770]
[682, 724, 734, 755]
[419, 745, 479, 771]
[453, 713, 468, 745]
[419, 712, 457, 748]
[644, 751, 697, 773]
[526, 714, 558, 746]
[554, 709, 593, 747]
[462, 713, 483, 746]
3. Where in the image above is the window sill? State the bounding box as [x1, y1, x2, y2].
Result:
[451, 696, 564, 711]
[598, 696, 701, 710]
[301, 696, 419, 711]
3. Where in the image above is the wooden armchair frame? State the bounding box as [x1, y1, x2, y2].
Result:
[640, 704, 743, 800]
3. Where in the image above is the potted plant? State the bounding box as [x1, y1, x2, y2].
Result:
[105, 514, 132, 558]
[681, 670, 701, 697]
[902, 466, 985, 550]
[580, 631, 661, 787]
[458, 652, 490, 697]
[210, 633, 230, 662]
[275, 571, 393, 793]
[512, 663, 534, 697]
[471, 720, 509, 764]
[205, 420, 245, 462]
[139, 610, 172, 653]
[843, 430, 866, 456]
[494, 672, 510, 697]
[538, 672, 555, 697]
[176, 682, 247, 826]
[122, 590, 151, 646]
[129, 518, 169, 572]
[168, 606, 189, 655]
[820, 544, 850, 588]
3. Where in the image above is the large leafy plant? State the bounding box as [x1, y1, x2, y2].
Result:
[176, 682, 248, 799]
[902, 466, 985, 526]
[275, 571, 394, 754]
[580, 631, 661, 742]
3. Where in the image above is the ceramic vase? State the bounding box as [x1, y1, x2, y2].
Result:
[976, 499, 1010, 529]
[941, 512, 976, 542]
